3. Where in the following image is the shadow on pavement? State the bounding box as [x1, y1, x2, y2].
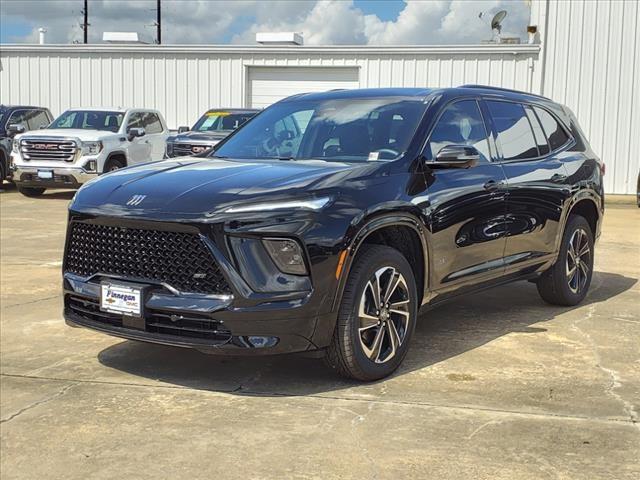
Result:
[98, 271, 637, 395]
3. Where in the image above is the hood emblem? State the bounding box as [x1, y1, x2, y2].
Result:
[126, 194, 146, 206]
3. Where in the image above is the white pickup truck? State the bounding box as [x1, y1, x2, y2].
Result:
[10, 107, 169, 196]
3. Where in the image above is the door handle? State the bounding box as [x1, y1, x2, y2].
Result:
[483, 180, 504, 191]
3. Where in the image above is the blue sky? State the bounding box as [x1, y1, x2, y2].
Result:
[0, 1, 530, 45]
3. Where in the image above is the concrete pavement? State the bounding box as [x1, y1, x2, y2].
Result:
[1, 185, 639, 479]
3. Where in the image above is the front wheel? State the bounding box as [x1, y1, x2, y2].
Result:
[537, 215, 594, 306]
[325, 244, 418, 381]
[18, 186, 46, 197]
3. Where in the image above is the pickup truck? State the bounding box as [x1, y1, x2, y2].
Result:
[0, 105, 53, 182]
[10, 107, 168, 196]
[165, 108, 258, 158]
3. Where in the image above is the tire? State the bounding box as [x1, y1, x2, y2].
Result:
[537, 215, 594, 306]
[325, 244, 418, 381]
[103, 157, 125, 173]
[18, 186, 46, 197]
[0, 155, 6, 181]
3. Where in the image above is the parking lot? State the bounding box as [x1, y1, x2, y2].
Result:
[0, 185, 638, 479]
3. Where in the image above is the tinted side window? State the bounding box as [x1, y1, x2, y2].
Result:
[142, 113, 163, 134]
[127, 112, 144, 130]
[26, 110, 51, 130]
[427, 100, 490, 162]
[524, 106, 549, 156]
[7, 110, 29, 128]
[486, 101, 538, 160]
[534, 106, 570, 151]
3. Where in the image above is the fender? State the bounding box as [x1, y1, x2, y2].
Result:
[331, 211, 430, 312]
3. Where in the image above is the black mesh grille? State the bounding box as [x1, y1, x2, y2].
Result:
[65, 222, 231, 294]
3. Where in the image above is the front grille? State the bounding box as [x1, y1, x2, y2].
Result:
[21, 138, 77, 162]
[67, 295, 232, 342]
[170, 143, 213, 157]
[65, 221, 231, 294]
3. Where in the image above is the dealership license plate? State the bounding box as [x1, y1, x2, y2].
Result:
[37, 169, 53, 179]
[100, 283, 142, 317]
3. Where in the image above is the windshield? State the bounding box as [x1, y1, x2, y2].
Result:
[49, 110, 124, 132]
[192, 111, 256, 132]
[211, 97, 427, 162]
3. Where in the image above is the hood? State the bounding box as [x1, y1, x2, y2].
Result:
[72, 157, 372, 217]
[21, 128, 119, 141]
[170, 131, 230, 143]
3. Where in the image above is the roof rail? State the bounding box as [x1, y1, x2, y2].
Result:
[459, 84, 548, 99]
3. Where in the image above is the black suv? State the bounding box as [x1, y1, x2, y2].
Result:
[63, 87, 603, 381]
[0, 105, 53, 181]
[165, 108, 259, 158]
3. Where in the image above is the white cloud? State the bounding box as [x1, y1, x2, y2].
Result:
[1, 0, 531, 45]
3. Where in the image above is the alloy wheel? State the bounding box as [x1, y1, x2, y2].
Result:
[566, 227, 591, 294]
[357, 266, 411, 364]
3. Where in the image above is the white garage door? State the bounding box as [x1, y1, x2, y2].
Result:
[248, 67, 360, 108]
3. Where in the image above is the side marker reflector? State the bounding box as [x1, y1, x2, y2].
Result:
[335, 250, 348, 279]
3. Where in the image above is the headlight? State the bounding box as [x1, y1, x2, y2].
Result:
[262, 238, 307, 275]
[81, 141, 103, 155]
[222, 196, 331, 214]
[12, 139, 19, 153]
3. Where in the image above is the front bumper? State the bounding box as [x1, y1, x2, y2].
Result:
[12, 164, 96, 188]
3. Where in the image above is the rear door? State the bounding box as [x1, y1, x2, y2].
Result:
[484, 100, 572, 272]
[423, 99, 508, 294]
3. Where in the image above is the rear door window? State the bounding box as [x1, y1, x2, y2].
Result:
[533, 106, 571, 151]
[486, 101, 538, 161]
[142, 112, 163, 134]
[524, 106, 549, 156]
[26, 110, 51, 130]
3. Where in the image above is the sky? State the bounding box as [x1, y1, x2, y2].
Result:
[0, 0, 531, 45]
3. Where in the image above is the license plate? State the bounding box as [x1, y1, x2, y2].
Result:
[37, 170, 53, 179]
[100, 283, 142, 317]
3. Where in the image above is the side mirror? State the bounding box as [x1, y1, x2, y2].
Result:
[127, 127, 146, 141]
[429, 145, 480, 169]
[178, 126, 190, 134]
[7, 124, 26, 137]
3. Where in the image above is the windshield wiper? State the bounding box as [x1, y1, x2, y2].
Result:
[266, 156, 296, 161]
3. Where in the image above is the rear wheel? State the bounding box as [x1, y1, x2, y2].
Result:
[18, 186, 46, 197]
[537, 215, 594, 306]
[325, 244, 418, 381]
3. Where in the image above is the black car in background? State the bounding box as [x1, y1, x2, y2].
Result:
[0, 105, 53, 181]
[165, 108, 259, 158]
[63, 87, 604, 381]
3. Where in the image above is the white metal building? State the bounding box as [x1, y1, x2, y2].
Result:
[0, 0, 637, 194]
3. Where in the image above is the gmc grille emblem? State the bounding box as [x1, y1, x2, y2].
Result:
[191, 145, 207, 154]
[34, 143, 61, 150]
[126, 195, 146, 206]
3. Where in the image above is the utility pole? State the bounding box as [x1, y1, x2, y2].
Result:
[156, 0, 162, 44]
[82, 0, 88, 44]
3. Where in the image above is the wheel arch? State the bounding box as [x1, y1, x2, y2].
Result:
[564, 190, 602, 238]
[103, 151, 128, 172]
[332, 213, 429, 312]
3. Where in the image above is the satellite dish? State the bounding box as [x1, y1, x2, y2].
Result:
[491, 10, 507, 34]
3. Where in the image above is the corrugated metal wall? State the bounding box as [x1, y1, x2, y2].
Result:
[532, 0, 640, 194]
[0, 44, 538, 128]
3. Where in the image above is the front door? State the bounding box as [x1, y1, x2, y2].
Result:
[125, 112, 153, 164]
[422, 99, 508, 295]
